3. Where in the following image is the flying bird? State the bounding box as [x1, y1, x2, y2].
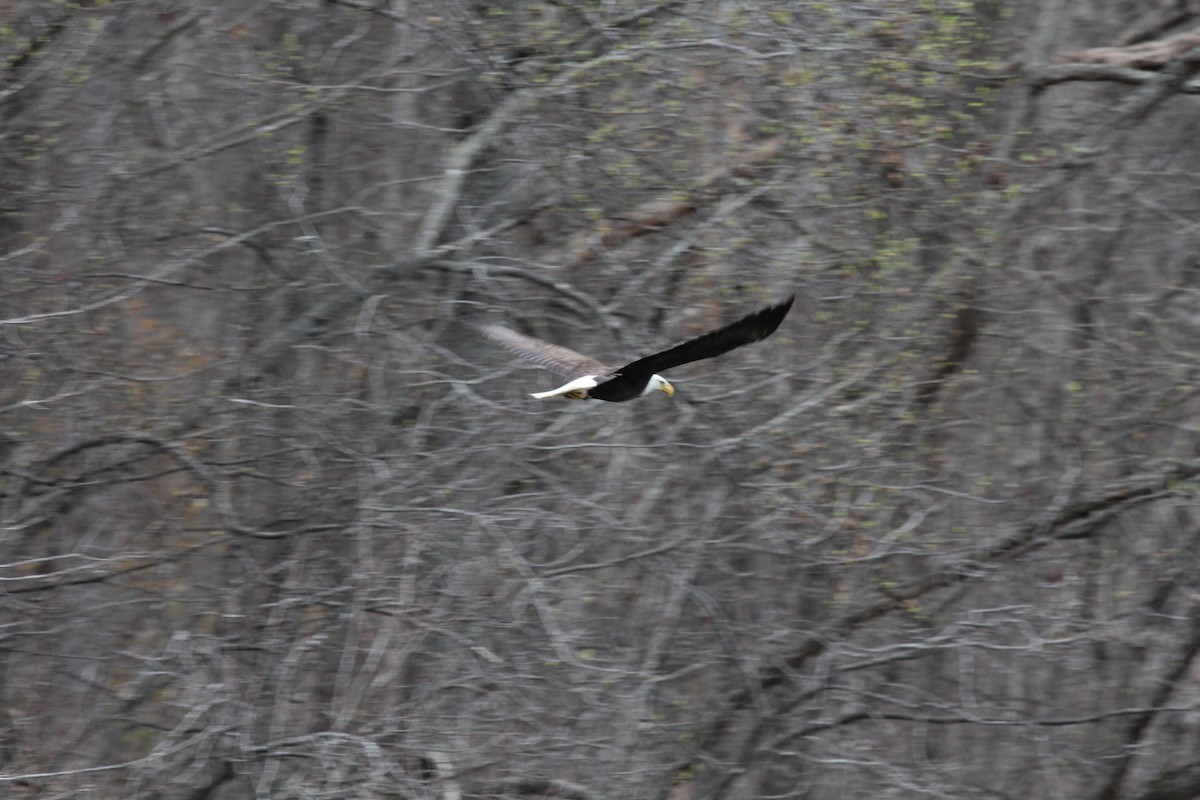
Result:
[480, 294, 794, 402]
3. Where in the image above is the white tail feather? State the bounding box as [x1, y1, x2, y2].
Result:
[530, 375, 600, 399]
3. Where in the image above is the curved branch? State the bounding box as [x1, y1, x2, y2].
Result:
[1027, 62, 1200, 91]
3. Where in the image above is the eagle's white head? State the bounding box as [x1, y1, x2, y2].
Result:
[645, 374, 675, 397]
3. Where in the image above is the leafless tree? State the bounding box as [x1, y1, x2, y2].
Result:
[2, 2, 1200, 798]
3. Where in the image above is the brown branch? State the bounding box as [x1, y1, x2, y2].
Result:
[1056, 28, 1200, 68]
[563, 138, 783, 267]
[912, 300, 981, 413]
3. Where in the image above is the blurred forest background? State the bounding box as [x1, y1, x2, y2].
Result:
[4, 2, 1200, 798]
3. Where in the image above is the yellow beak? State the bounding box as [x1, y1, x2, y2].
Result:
[660, 381, 675, 397]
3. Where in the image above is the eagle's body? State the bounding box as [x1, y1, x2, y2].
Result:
[528, 372, 674, 402]
[480, 295, 794, 402]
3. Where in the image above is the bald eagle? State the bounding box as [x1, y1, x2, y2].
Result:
[480, 295, 794, 402]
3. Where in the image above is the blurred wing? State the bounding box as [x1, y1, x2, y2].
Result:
[615, 295, 795, 379]
[479, 324, 613, 379]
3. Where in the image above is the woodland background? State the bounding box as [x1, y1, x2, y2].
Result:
[4, 2, 1200, 799]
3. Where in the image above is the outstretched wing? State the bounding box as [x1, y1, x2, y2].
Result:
[479, 323, 613, 379]
[614, 295, 795, 380]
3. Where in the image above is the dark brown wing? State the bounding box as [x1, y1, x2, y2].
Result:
[612, 295, 794, 380]
[479, 323, 613, 379]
